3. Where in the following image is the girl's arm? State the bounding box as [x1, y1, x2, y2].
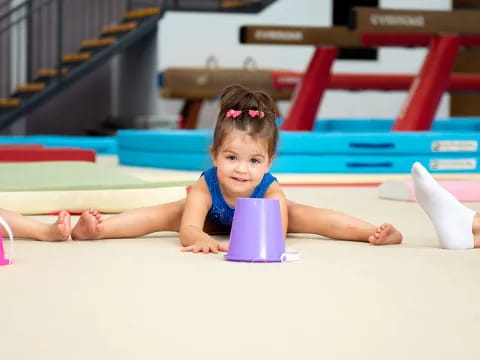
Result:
[264, 182, 288, 236]
[179, 178, 228, 254]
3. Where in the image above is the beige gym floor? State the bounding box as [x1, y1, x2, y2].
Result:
[1, 156, 480, 359]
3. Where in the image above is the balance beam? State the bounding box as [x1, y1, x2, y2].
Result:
[240, 7, 480, 131]
[240, 6, 480, 47]
[240, 25, 362, 47]
[240, 24, 480, 48]
[162, 69, 480, 95]
[160, 67, 289, 129]
[272, 71, 480, 92]
[353, 7, 480, 35]
[160, 68, 480, 129]
[161, 68, 292, 100]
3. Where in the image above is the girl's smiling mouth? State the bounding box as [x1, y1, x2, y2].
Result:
[231, 177, 249, 183]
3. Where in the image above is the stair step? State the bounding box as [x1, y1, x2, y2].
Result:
[62, 52, 92, 63]
[101, 22, 137, 36]
[16, 83, 45, 92]
[0, 98, 21, 107]
[221, 1, 243, 8]
[36, 67, 69, 78]
[124, 7, 161, 20]
[81, 37, 116, 49]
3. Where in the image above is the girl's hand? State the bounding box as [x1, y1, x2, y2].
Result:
[181, 239, 229, 254]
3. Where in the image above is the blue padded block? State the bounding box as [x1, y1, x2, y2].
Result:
[119, 129, 211, 153]
[278, 132, 480, 154]
[0, 135, 117, 154]
[118, 129, 480, 155]
[117, 127, 480, 173]
[119, 150, 212, 171]
[119, 149, 480, 173]
[312, 118, 480, 132]
[272, 155, 479, 173]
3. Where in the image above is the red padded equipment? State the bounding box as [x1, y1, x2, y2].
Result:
[0, 148, 96, 162]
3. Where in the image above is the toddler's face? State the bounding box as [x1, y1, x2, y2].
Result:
[212, 129, 272, 197]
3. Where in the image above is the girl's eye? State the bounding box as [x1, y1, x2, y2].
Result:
[250, 158, 260, 164]
[227, 155, 236, 161]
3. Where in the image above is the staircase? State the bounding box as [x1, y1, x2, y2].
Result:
[0, 0, 163, 133]
[0, 0, 277, 134]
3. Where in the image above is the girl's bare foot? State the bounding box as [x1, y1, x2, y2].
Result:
[368, 223, 403, 245]
[40, 210, 72, 241]
[71, 209, 103, 240]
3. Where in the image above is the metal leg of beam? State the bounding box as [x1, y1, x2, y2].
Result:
[392, 35, 461, 131]
[281, 47, 337, 131]
[179, 99, 203, 129]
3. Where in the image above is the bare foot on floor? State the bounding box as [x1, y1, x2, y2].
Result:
[41, 210, 71, 241]
[368, 223, 403, 245]
[71, 209, 103, 240]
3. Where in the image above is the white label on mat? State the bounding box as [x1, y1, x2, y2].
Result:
[431, 140, 478, 152]
[430, 159, 477, 170]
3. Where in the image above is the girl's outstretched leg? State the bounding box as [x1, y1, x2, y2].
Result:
[412, 162, 480, 249]
[287, 201, 402, 245]
[71, 200, 185, 240]
[0, 208, 71, 241]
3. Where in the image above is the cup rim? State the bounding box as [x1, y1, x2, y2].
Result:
[224, 254, 281, 262]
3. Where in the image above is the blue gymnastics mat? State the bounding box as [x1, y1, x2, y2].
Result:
[311, 117, 480, 132]
[119, 130, 479, 154]
[0, 135, 118, 154]
[118, 129, 480, 173]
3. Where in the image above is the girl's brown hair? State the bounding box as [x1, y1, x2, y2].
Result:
[212, 84, 278, 157]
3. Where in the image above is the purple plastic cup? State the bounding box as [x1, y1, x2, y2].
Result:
[225, 198, 285, 262]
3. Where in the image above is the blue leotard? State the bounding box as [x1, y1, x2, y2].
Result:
[201, 167, 277, 230]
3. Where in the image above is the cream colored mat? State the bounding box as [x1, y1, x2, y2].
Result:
[0, 161, 189, 214]
[1, 184, 480, 359]
[1, 187, 187, 214]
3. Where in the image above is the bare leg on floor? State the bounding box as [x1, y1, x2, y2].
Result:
[71, 200, 185, 240]
[0, 208, 71, 241]
[286, 201, 402, 245]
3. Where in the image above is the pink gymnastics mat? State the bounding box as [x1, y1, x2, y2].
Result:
[378, 179, 480, 202]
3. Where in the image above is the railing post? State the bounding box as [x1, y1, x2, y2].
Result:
[56, 0, 63, 80]
[26, 0, 33, 82]
[127, 0, 133, 11]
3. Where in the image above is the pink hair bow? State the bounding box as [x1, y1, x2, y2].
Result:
[226, 109, 242, 118]
[248, 109, 265, 118]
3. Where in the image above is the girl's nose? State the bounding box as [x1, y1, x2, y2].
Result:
[235, 161, 248, 172]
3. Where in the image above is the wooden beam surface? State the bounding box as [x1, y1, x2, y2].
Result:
[240, 25, 361, 46]
[354, 7, 480, 34]
[161, 68, 292, 100]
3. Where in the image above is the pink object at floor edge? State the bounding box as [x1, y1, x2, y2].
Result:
[0, 233, 9, 266]
[405, 179, 480, 202]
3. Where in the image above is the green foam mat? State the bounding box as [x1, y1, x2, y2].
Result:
[0, 162, 191, 192]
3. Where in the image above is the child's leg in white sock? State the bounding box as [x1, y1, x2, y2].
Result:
[411, 162, 475, 249]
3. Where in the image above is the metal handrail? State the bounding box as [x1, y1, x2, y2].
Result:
[0, 4, 163, 130]
[0, 0, 53, 34]
[1, 0, 136, 97]
[0, 0, 22, 10]
[0, 0, 31, 22]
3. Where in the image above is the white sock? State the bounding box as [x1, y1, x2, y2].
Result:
[411, 162, 475, 250]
